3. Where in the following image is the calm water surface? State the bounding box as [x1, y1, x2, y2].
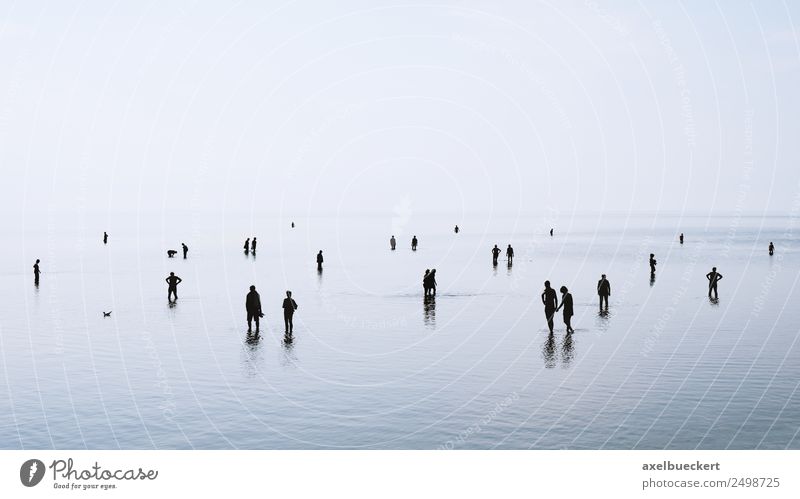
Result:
[1, 213, 799, 449]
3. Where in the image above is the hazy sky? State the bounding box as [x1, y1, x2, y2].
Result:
[2, 0, 800, 218]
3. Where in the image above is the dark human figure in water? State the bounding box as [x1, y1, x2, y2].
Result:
[282, 290, 298, 335]
[454, 225, 459, 234]
[411, 236, 418, 251]
[103, 232, 108, 244]
[506, 244, 514, 264]
[679, 233, 684, 244]
[706, 267, 723, 300]
[597, 274, 611, 311]
[390, 235, 396, 250]
[557, 286, 575, 334]
[316, 250, 324, 271]
[649, 253, 657, 276]
[33, 259, 41, 285]
[165, 272, 182, 302]
[291, 222, 295, 228]
[550, 228, 554, 237]
[250, 237, 257, 254]
[769, 242, 774, 255]
[423, 269, 430, 296]
[182, 243, 188, 259]
[492, 245, 501, 266]
[246, 285, 262, 333]
[423, 269, 437, 296]
[244, 238, 250, 254]
[541, 281, 558, 334]
[167, 250, 177, 258]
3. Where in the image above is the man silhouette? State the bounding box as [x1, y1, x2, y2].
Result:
[597, 274, 611, 310]
[506, 244, 514, 264]
[390, 235, 396, 250]
[282, 290, 298, 334]
[165, 272, 182, 302]
[33, 259, 41, 285]
[103, 232, 108, 244]
[182, 243, 188, 259]
[649, 253, 657, 276]
[454, 225, 459, 234]
[769, 242, 774, 255]
[679, 233, 684, 244]
[706, 267, 723, 299]
[412, 236, 418, 251]
[492, 245, 501, 266]
[251, 237, 257, 253]
[550, 228, 553, 236]
[541, 281, 558, 334]
[317, 250, 324, 270]
[246, 285, 262, 333]
[244, 238, 250, 254]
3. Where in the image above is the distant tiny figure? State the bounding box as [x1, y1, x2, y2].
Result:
[33, 259, 41, 285]
[412, 236, 418, 251]
[550, 228, 554, 237]
[454, 225, 459, 234]
[103, 311, 112, 317]
[769, 242, 774, 256]
[244, 238, 250, 254]
[390, 235, 396, 250]
[597, 274, 611, 310]
[182, 243, 188, 259]
[706, 267, 723, 299]
[103, 231, 108, 244]
[316, 250, 324, 270]
[165, 272, 182, 302]
[649, 253, 657, 276]
[506, 244, 514, 264]
[679, 233, 684, 244]
[557, 286, 574, 334]
[282, 290, 298, 335]
[541, 281, 558, 334]
[423, 269, 431, 296]
[492, 245, 501, 266]
[167, 250, 177, 258]
[251, 237, 257, 253]
[291, 222, 295, 228]
[245, 285, 262, 333]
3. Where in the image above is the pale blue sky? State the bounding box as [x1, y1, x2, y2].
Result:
[2, 1, 799, 218]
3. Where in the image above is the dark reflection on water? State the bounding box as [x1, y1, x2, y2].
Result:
[241, 332, 263, 378]
[561, 333, 574, 367]
[423, 295, 436, 328]
[542, 333, 556, 368]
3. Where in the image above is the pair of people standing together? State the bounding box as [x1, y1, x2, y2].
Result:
[541, 281, 574, 334]
[245, 286, 298, 335]
[423, 269, 437, 296]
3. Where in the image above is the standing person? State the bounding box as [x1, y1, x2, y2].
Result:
[679, 233, 684, 244]
[182, 243, 188, 259]
[550, 228, 554, 237]
[291, 222, 295, 228]
[769, 242, 774, 255]
[103, 232, 108, 244]
[245, 285, 262, 333]
[541, 281, 558, 334]
[282, 291, 298, 335]
[33, 259, 41, 285]
[597, 274, 611, 311]
[706, 267, 723, 299]
[428, 269, 437, 295]
[506, 244, 514, 264]
[411, 236, 418, 251]
[165, 272, 182, 302]
[649, 253, 657, 276]
[454, 225, 459, 234]
[250, 237, 257, 253]
[390, 235, 396, 250]
[423, 269, 431, 296]
[244, 238, 250, 254]
[491, 245, 501, 266]
[557, 286, 574, 333]
[316, 250, 324, 270]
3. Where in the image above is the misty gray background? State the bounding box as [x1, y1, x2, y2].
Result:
[2, 0, 799, 219]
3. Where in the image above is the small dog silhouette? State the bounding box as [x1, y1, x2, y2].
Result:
[103, 311, 112, 317]
[167, 250, 177, 258]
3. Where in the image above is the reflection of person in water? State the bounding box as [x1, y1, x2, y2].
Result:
[706, 267, 723, 299]
[390, 235, 396, 250]
[557, 286, 574, 333]
[541, 281, 558, 334]
[423, 293, 436, 327]
[491, 245, 501, 266]
[769, 242, 774, 256]
[282, 290, 298, 335]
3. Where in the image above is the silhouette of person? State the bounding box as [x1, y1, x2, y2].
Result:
[550, 228, 554, 237]
[33, 259, 40, 285]
[506, 244, 514, 264]
[291, 222, 295, 228]
[679, 233, 684, 244]
[244, 238, 250, 254]
[491, 245, 501, 266]
[597, 274, 611, 310]
[423, 269, 431, 296]
[412, 236, 418, 251]
[282, 290, 298, 335]
[250, 237, 257, 253]
[428, 269, 437, 296]
[649, 253, 657, 276]
[541, 281, 558, 333]
[167, 250, 177, 258]
[557, 286, 574, 333]
[246, 285, 262, 333]
[706, 267, 723, 299]
[454, 225, 459, 234]
[769, 242, 774, 256]
[182, 243, 188, 259]
[103, 232, 108, 244]
[165, 272, 182, 302]
[316, 250, 323, 270]
[390, 235, 396, 250]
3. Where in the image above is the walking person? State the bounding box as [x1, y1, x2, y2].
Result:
[597, 274, 611, 311]
[412, 236, 418, 251]
[427, 269, 437, 296]
[103, 232, 108, 244]
[246, 285, 262, 333]
[769, 242, 774, 255]
[706, 267, 723, 300]
[649, 253, 657, 276]
[506, 244, 514, 264]
[182, 243, 188, 259]
[250, 237, 257, 253]
[541, 281, 558, 334]
[244, 238, 250, 254]
[557, 286, 575, 333]
[165, 272, 182, 302]
[316, 250, 324, 270]
[390, 235, 396, 250]
[282, 291, 298, 335]
[491, 245, 501, 266]
[33, 259, 41, 285]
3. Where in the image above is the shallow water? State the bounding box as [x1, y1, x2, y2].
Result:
[1, 212, 799, 449]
